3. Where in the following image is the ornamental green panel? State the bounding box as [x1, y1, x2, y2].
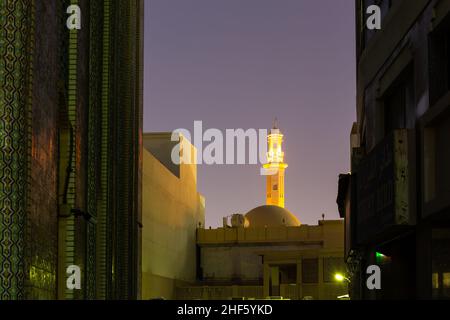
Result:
[57, 0, 78, 301]
[0, 0, 34, 300]
[97, 0, 112, 299]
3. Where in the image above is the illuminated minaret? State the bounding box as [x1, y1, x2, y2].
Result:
[263, 120, 288, 208]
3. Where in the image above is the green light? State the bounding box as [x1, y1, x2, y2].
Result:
[376, 251, 391, 264]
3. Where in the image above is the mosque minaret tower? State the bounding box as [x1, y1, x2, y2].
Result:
[263, 121, 288, 208]
[242, 120, 300, 228]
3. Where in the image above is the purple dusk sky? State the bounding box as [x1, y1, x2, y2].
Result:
[144, 0, 356, 227]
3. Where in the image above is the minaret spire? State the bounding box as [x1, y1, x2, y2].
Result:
[263, 122, 288, 208]
[273, 117, 279, 130]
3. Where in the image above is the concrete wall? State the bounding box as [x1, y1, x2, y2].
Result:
[198, 220, 344, 249]
[192, 220, 345, 300]
[198, 221, 344, 285]
[200, 245, 320, 283]
[142, 134, 205, 299]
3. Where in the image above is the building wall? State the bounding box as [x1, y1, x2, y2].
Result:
[188, 220, 346, 300]
[0, 0, 61, 300]
[201, 246, 263, 282]
[262, 249, 347, 300]
[200, 245, 320, 283]
[197, 220, 344, 248]
[25, 0, 60, 299]
[0, 0, 143, 300]
[142, 134, 205, 299]
[348, 0, 450, 299]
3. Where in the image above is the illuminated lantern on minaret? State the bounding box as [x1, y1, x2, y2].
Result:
[263, 120, 288, 208]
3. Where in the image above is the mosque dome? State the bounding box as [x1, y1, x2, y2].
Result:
[245, 205, 301, 228]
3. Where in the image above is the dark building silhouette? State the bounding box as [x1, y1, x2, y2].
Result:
[0, 0, 143, 299]
[338, 0, 450, 300]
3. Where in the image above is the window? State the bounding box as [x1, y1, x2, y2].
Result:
[273, 184, 278, 191]
[302, 259, 318, 284]
[432, 229, 450, 299]
[429, 16, 450, 106]
[279, 264, 297, 285]
[383, 65, 414, 136]
[423, 113, 450, 207]
[384, 84, 406, 133]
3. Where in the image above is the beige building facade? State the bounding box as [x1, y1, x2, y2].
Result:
[177, 220, 346, 300]
[141, 133, 205, 299]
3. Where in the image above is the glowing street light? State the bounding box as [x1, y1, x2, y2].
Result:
[334, 273, 350, 283]
[335, 273, 345, 281]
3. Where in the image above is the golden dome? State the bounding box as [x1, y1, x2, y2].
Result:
[245, 205, 301, 228]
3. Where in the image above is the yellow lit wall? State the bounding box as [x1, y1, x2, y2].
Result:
[177, 220, 346, 300]
[141, 133, 205, 300]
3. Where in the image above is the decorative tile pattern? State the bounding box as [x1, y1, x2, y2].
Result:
[0, 0, 143, 300]
[0, 0, 33, 300]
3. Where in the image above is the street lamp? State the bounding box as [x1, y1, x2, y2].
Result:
[334, 273, 351, 300]
[334, 273, 350, 283]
